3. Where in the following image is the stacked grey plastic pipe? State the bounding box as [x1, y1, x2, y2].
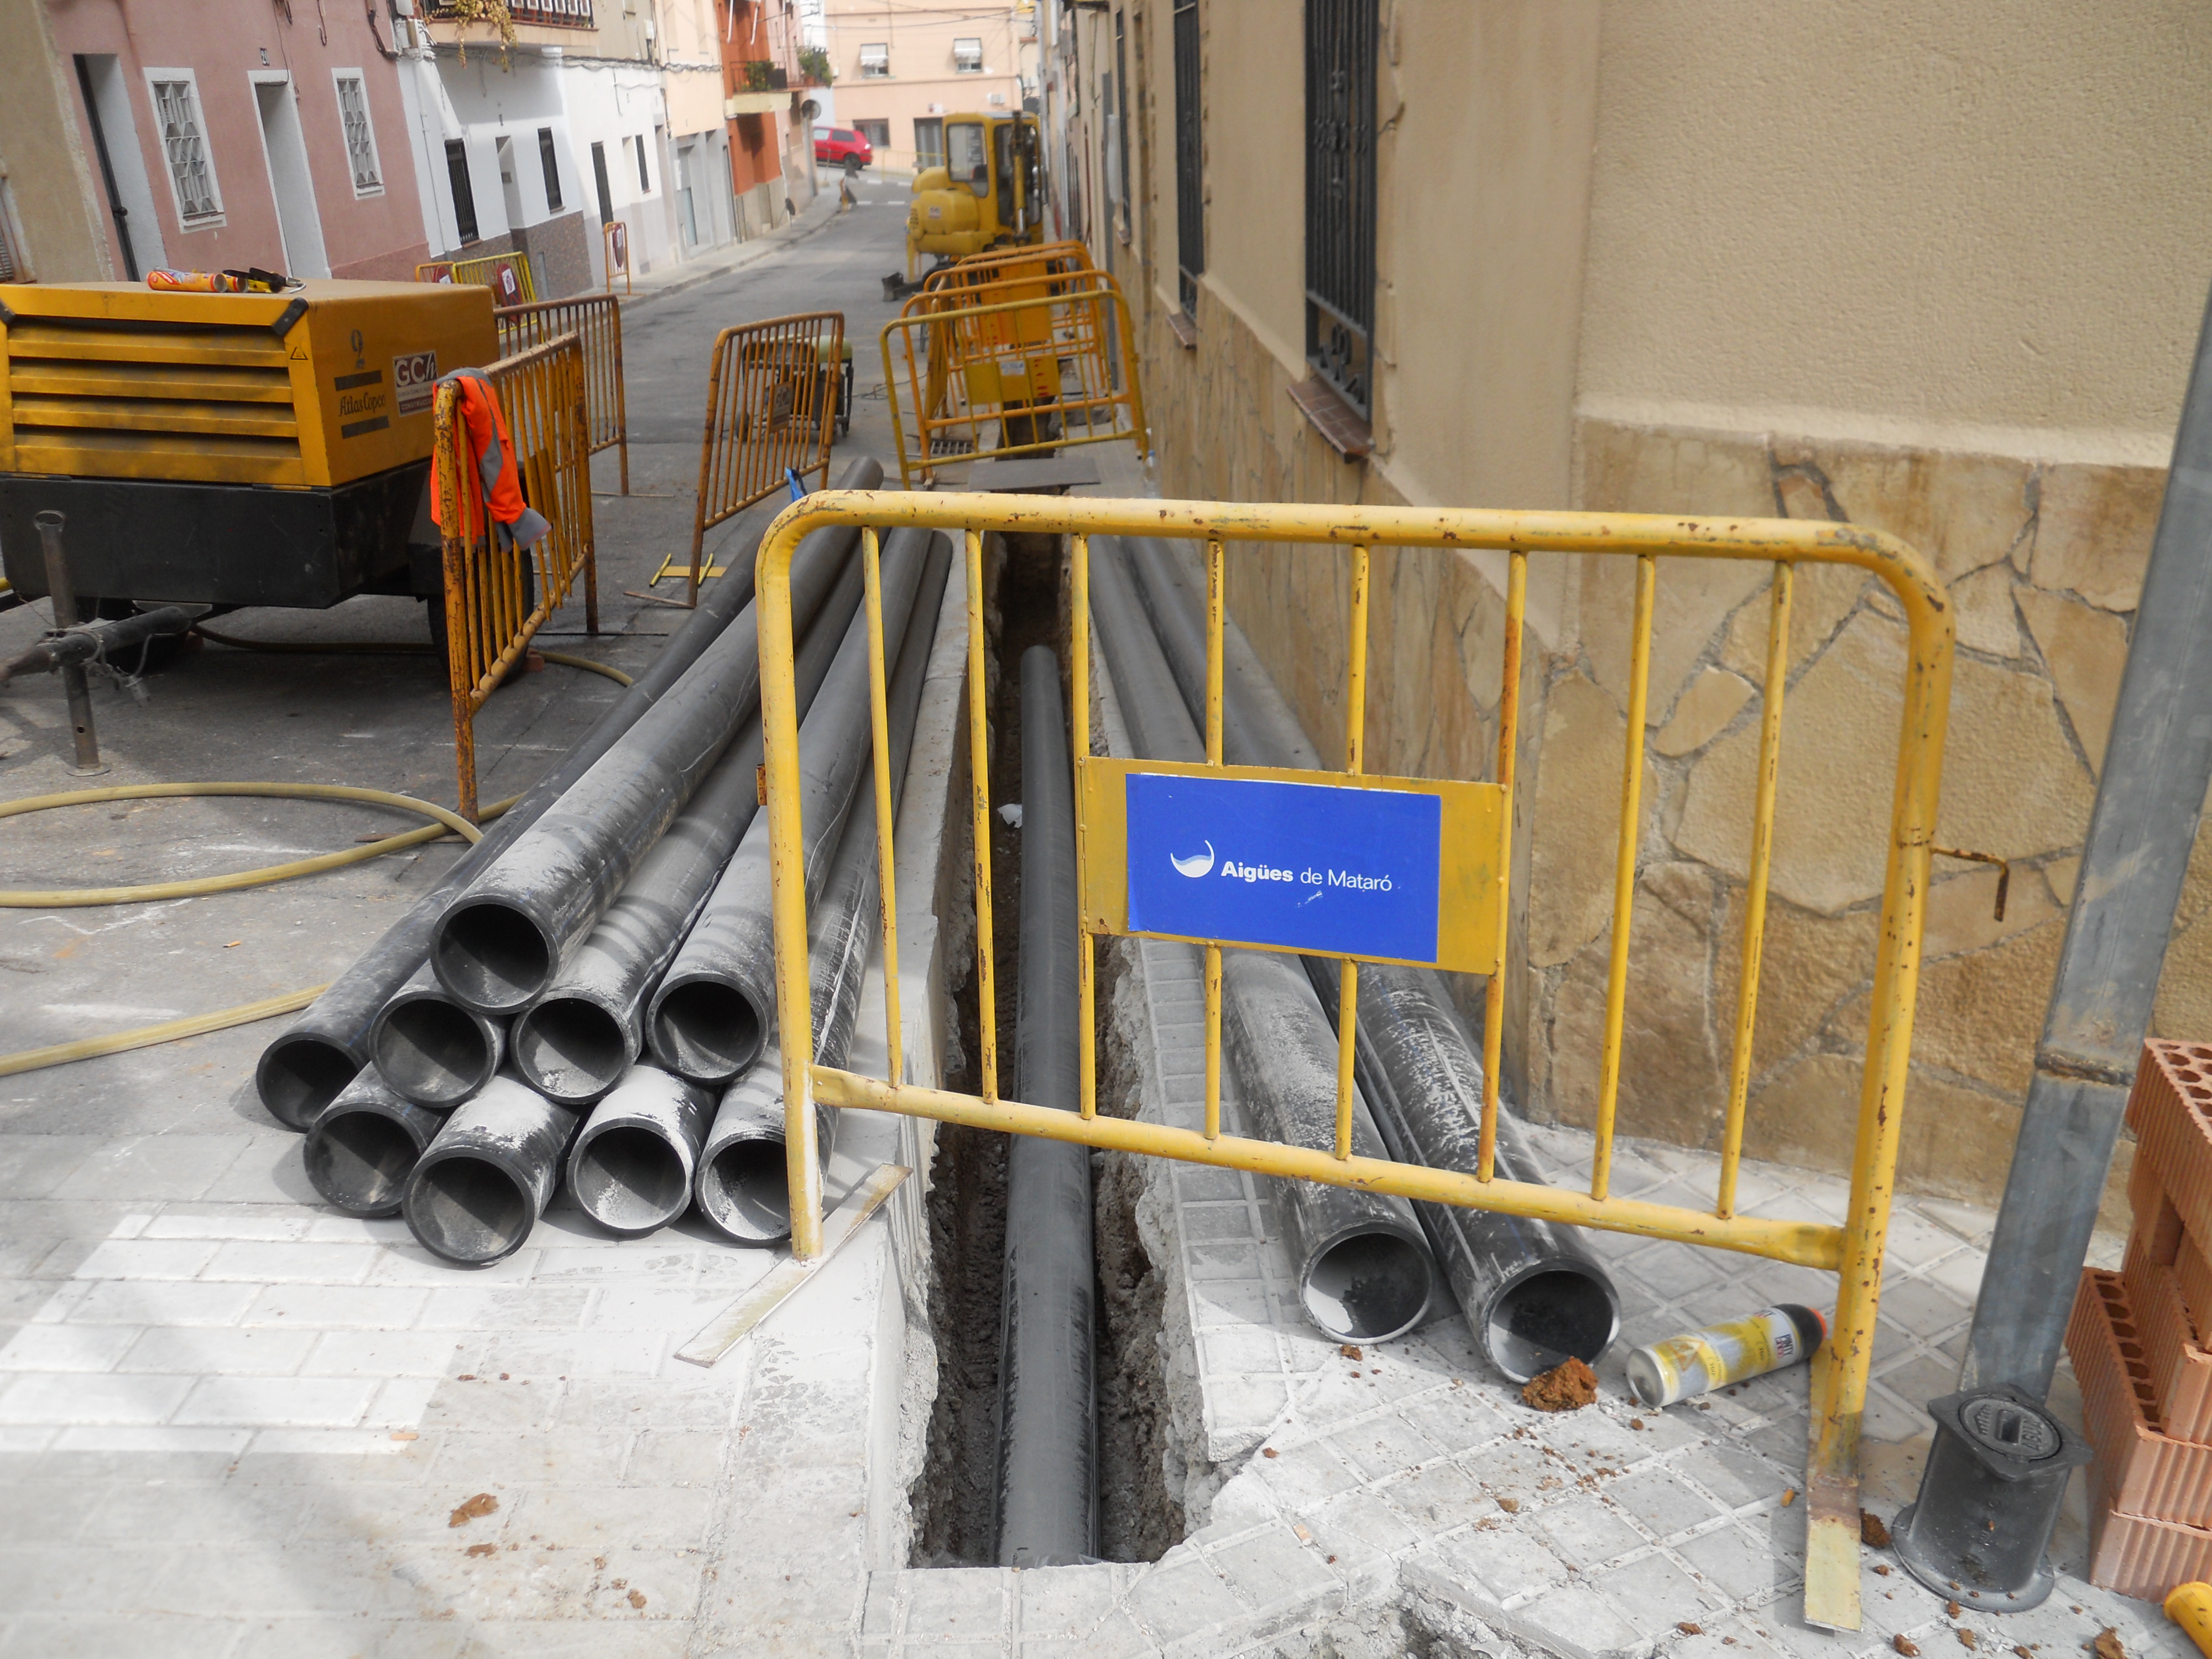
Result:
[1093, 535, 1620, 1379]
[262, 455, 957, 1267]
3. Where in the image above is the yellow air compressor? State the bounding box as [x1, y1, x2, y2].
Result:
[0, 280, 495, 610]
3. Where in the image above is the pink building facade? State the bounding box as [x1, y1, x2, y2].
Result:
[48, 0, 431, 283]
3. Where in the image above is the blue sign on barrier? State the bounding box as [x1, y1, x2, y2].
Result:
[1124, 771, 1442, 962]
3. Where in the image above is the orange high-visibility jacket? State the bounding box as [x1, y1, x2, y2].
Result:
[430, 368, 552, 553]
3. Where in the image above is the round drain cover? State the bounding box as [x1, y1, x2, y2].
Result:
[1958, 1395, 2063, 1461]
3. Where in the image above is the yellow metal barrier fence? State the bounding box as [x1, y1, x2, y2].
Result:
[659, 311, 843, 606]
[914, 240, 1096, 296]
[416, 251, 541, 302]
[755, 493, 1955, 1632]
[431, 332, 599, 821]
[495, 293, 629, 494]
[881, 280, 1145, 487]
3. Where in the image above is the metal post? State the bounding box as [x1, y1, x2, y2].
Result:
[32, 512, 106, 776]
[1961, 275, 2212, 1397]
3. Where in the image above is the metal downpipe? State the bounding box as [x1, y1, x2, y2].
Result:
[695, 535, 954, 1240]
[1115, 533, 1621, 1378]
[253, 455, 885, 1126]
[301, 1069, 451, 1218]
[428, 511, 877, 1015]
[997, 645, 1098, 1568]
[1088, 547, 1436, 1344]
[510, 547, 870, 1104]
[648, 528, 945, 1085]
[369, 964, 507, 1108]
[566, 1065, 713, 1237]
[403, 1076, 580, 1265]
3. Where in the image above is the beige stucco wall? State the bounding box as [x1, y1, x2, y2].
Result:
[1577, 2, 2212, 455]
[0, 1, 111, 281]
[1090, 0, 2212, 1218]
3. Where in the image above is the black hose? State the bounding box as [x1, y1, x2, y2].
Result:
[695, 534, 954, 1240]
[252, 455, 885, 1128]
[430, 510, 872, 1015]
[1088, 545, 1436, 1344]
[566, 1065, 713, 1236]
[510, 546, 869, 1104]
[403, 1076, 579, 1265]
[369, 964, 506, 1108]
[648, 528, 944, 1084]
[997, 645, 1098, 1567]
[301, 1069, 450, 1218]
[1115, 534, 1620, 1379]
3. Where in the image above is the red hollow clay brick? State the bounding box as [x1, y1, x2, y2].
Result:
[2125, 1042, 2212, 1251]
[2132, 1262, 2212, 1444]
[2069, 1269, 2212, 1525]
[2087, 1464, 2212, 1601]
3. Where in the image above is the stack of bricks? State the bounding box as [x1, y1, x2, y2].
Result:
[2068, 1039, 2212, 1597]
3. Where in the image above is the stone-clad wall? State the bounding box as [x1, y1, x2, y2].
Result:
[1136, 289, 2186, 1218]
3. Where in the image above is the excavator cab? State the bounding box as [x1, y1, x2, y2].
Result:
[904, 113, 1046, 278]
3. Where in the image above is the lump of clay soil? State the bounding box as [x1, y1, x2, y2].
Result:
[1521, 1357, 1598, 1412]
[1862, 1509, 1892, 1548]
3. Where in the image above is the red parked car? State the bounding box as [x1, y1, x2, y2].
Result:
[813, 126, 874, 174]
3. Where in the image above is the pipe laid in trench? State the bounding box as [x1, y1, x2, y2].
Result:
[695, 534, 953, 1241]
[566, 1065, 712, 1236]
[428, 510, 875, 1018]
[301, 1068, 450, 1218]
[648, 528, 945, 1085]
[1115, 534, 1620, 1379]
[1088, 547, 1436, 1344]
[403, 1075, 580, 1265]
[369, 965, 506, 1108]
[997, 645, 1098, 1568]
[509, 546, 869, 1104]
[252, 455, 886, 1128]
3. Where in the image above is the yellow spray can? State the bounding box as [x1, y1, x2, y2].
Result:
[1624, 1305, 1827, 1408]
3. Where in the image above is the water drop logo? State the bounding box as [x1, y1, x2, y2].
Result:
[1170, 840, 1215, 879]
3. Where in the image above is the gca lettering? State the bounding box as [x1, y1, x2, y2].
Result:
[1219, 859, 1294, 884]
[1327, 868, 1394, 892]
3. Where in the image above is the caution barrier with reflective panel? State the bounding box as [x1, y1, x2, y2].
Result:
[752, 492, 1955, 1634]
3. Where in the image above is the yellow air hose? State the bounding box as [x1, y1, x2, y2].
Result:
[0, 638, 626, 1078]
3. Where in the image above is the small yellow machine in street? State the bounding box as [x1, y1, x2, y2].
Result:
[0, 281, 495, 612]
[903, 113, 1048, 279]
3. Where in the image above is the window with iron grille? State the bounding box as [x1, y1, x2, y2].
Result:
[538, 127, 563, 212]
[148, 73, 222, 227]
[333, 72, 383, 197]
[1303, 0, 1376, 417]
[446, 139, 479, 244]
[859, 42, 889, 78]
[1172, 0, 1201, 316]
[952, 36, 983, 73]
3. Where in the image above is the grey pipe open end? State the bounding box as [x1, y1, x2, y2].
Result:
[256, 1037, 363, 1131]
[1303, 1225, 1436, 1345]
[695, 1066, 804, 1244]
[566, 1066, 710, 1237]
[403, 1077, 578, 1265]
[646, 974, 768, 1087]
[696, 1134, 790, 1243]
[430, 900, 557, 1016]
[371, 973, 506, 1108]
[512, 995, 632, 1107]
[1486, 1262, 1620, 1381]
[302, 1072, 449, 1218]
